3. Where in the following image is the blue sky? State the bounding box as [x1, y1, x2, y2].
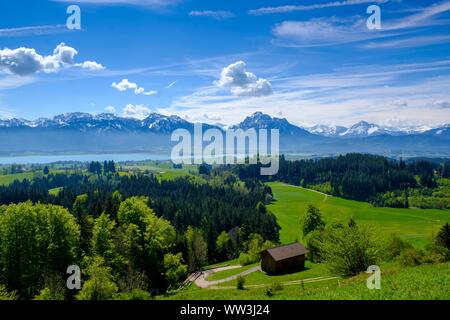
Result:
[1, 0, 450, 128]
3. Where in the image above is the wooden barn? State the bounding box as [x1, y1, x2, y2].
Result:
[260, 242, 307, 275]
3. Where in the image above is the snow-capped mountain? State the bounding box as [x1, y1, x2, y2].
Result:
[0, 112, 449, 157]
[1, 112, 448, 139]
[306, 124, 347, 137]
[231, 112, 312, 136]
[424, 124, 450, 137]
[338, 121, 390, 138]
[0, 112, 194, 134]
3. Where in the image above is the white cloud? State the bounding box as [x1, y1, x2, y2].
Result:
[434, 100, 450, 109]
[168, 60, 450, 127]
[272, 17, 374, 47]
[143, 90, 158, 96]
[112, 79, 157, 95]
[0, 25, 69, 38]
[272, 2, 450, 48]
[76, 61, 105, 71]
[122, 104, 151, 119]
[216, 61, 273, 97]
[383, 1, 450, 30]
[189, 10, 234, 19]
[105, 106, 116, 113]
[53, 0, 180, 8]
[0, 43, 104, 76]
[249, 0, 387, 15]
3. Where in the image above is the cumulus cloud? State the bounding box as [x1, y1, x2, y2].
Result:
[105, 106, 116, 114]
[112, 79, 157, 95]
[0, 43, 104, 76]
[216, 61, 273, 97]
[122, 104, 151, 119]
[76, 61, 105, 71]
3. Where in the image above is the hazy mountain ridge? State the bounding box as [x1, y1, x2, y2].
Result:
[1, 111, 447, 137]
[0, 112, 449, 157]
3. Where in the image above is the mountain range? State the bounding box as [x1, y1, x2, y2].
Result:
[0, 112, 449, 157]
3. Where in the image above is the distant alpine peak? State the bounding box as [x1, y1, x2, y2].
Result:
[0, 111, 449, 138]
[306, 124, 347, 137]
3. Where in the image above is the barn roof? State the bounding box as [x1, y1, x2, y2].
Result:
[263, 242, 307, 261]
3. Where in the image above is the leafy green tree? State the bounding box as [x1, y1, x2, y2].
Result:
[76, 256, 118, 300]
[117, 197, 152, 232]
[91, 214, 125, 271]
[163, 253, 188, 288]
[304, 229, 324, 263]
[73, 194, 93, 254]
[238, 233, 274, 265]
[320, 223, 382, 276]
[216, 231, 232, 260]
[185, 227, 208, 272]
[117, 197, 176, 290]
[0, 203, 79, 298]
[301, 205, 325, 238]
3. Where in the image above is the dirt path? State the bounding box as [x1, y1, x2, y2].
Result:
[281, 183, 330, 202]
[209, 275, 340, 290]
[194, 265, 261, 289]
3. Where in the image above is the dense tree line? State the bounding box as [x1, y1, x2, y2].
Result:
[231, 154, 445, 203]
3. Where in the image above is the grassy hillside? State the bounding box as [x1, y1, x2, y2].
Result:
[0, 172, 35, 186]
[163, 262, 450, 300]
[267, 182, 449, 247]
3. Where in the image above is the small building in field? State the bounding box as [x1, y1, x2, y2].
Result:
[260, 242, 307, 275]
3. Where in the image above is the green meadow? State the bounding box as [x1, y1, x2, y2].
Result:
[164, 182, 449, 300]
[267, 182, 450, 248]
[0, 172, 35, 186]
[163, 262, 450, 300]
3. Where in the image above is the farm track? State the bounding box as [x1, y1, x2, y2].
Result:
[189, 264, 340, 290]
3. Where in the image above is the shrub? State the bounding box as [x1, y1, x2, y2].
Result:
[397, 248, 423, 267]
[264, 286, 274, 297]
[164, 253, 188, 288]
[113, 289, 152, 300]
[271, 282, 284, 292]
[422, 244, 450, 264]
[320, 223, 383, 276]
[0, 285, 16, 300]
[385, 235, 413, 261]
[238, 234, 274, 266]
[236, 276, 246, 290]
[304, 229, 324, 263]
[435, 222, 450, 249]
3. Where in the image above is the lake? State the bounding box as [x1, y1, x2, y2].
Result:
[0, 153, 171, 165]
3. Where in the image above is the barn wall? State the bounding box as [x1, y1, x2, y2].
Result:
[261, 252, 277, 274]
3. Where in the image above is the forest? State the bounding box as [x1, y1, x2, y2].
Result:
[0, 164, 280, 299]
[229, 154, 450, 208]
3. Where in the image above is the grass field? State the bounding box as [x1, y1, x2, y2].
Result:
[120, 161, 195, 180]
[163, 262, 450, 300]
[0, 172, 35, 186]
[215, 262, 330, 287]
[267, 182, 450, 248]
